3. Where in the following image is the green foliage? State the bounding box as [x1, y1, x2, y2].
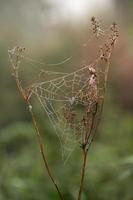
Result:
[0, 97, 133, 200]
[0, 2, 133, 198]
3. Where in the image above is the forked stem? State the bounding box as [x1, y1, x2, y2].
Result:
[77, 55, 112, 200]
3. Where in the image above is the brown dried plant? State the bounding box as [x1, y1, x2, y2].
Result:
[8, 17, 118, 200]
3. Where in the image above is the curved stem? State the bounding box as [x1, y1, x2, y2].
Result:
[28, 103, 64, 200]
[14, 72, 64, 200]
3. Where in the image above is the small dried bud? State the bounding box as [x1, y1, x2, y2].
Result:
[91, 16, 104, 38]
[29, 105, 32, 111]
[91, 16, 95, 22]
[89, 67, 96, 74]
[89, 74, 96, 86]
[8, 46, 25, 57]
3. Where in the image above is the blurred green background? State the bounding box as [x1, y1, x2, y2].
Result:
[0, 0, 133, 199]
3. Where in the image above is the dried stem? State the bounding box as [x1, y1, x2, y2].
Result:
[89, 58, 112, 148]
[77, 111, 96, 200]
[77, 42, 115, 200]
[9, 52, 64, 200]
[77, 148, 88, 200]
[28, 102, 64, 200]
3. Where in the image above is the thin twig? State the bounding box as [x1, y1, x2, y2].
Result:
[28, 102, 64, 200]
[11, 63, 64, 200]
[88, 58, 112, 148]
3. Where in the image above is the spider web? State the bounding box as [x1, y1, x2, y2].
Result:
[8, 17, 118, 164]
[29, 59, 101, 162]
[8, 42, 105, 163]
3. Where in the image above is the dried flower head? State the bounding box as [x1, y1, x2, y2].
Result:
[91, 16, 104, 38]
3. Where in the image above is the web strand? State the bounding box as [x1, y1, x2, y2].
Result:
[29, 59, 102, 161]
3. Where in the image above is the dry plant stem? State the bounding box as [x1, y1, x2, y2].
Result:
[90, 58, 111, 145]
[77, 55, 112, 200]
[77, 131, 91, 200]
[15, 72, 64, 200]
[28, 104, 64, 200]
[77, 111, 95, 200]
[104, 58, 111, 94]
[77, 149, 88, 200]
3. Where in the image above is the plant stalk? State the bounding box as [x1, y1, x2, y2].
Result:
[77, 149, 88, 200]
[14, 70, 64, 200]
[28, 103, 64, 200]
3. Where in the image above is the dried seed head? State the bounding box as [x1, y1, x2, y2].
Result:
[91, 16, 104, 38]
[89, 67, 96, 74]
[91, 16, 96, 22]
[89, 74, 96, 86]
[8, 46, 25, 72]
[109, 22, 119, 46]
[8, 46, 25, 57]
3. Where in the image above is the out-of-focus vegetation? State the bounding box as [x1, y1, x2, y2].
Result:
[0, 0, 133, 200]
